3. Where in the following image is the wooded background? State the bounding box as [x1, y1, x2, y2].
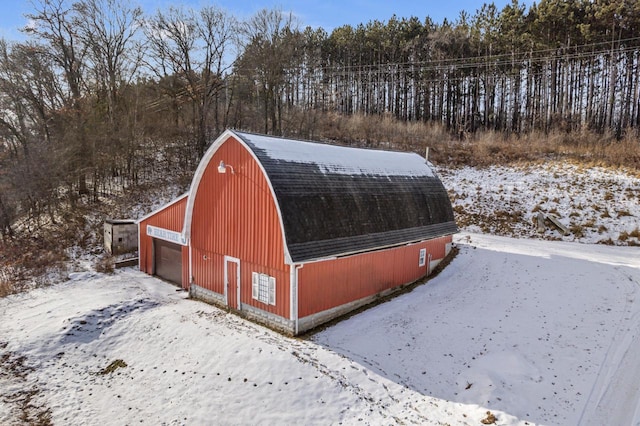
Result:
[1, 0, 639, 247]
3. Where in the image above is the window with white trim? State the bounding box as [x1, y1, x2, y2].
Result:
[252, 272, 276, 305]
[419, 248, 427, 267]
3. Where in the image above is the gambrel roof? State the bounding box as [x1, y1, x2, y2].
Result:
[233, 131, 458, 262]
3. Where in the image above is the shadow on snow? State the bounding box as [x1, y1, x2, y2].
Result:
[60, 298, 159, 345]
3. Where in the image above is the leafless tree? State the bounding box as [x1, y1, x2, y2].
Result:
[25, 0, 90, 198]
[0, 39, 64, 228]
[74, 0, 144, 124]
[73, 0, 145, 191]
[237, 9, 301, 135]
[144, 5, 236, 157]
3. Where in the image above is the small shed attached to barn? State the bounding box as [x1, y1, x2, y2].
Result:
[104, 219, 138, 255]
[138, 130, 457, 335]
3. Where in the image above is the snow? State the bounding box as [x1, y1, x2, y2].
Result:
[316, 234, 640, 425]
[238, 131, 435, 177]
[2, 233, 640, 425]
[439, 162, 640, 245]
[2, 162, 640, 425]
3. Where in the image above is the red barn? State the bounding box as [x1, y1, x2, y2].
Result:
[138, 130, 457, 335]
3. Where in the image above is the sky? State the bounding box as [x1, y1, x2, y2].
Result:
[0, 0, 532, 41]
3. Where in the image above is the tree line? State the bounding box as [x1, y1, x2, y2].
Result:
[237, 0, 640, 137]
[1, 0, 639, 241]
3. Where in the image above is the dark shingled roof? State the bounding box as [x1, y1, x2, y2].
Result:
[234, 131, 458, 263]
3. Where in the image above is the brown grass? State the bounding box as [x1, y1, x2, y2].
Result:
[0, 280, 12, 298]
[570, 224, 585, 238]
[312, 113, 640, 170]
[0, 210, 85, 296]
[95, 255, 115, 274]
[100, 359, 128, 375]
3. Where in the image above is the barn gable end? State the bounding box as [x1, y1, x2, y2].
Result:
[186, 134, 291, 326]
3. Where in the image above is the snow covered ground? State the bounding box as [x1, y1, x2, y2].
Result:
[439, 161, 640, 245]
[2, 162, 640, 425]
[2, 233, 639, 425]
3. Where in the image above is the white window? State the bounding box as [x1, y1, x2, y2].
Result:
[252, 272, 276, 305]
[419, 248, 427, 267]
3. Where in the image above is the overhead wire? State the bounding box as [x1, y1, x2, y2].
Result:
[140, 35, 640, 113]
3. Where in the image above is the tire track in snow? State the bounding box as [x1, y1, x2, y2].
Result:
[578, 269, 640, 425]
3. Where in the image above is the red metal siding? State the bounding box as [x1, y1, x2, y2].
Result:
[298, 235, 452, 317]
[138, 196, 189, 289]
[190, 137, 289, 318]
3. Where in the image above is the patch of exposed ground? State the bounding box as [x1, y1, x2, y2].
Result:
[0, 341, 52, 425]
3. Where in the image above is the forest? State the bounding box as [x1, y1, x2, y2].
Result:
[1, 0, 640, 290]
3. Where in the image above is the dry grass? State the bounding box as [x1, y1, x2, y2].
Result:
[0, 209, 88, 295]
[570, 224, 585, 238]
[100, 359, 128, 375]
[311, 113, 640, 170]
[95, 255, 115, 274]
[0, 265, 28, 298]
[0, 280, 12, 298]
[0, 238, 67, 296]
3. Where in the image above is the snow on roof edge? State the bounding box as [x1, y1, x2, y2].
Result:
[233, 131, 435, 178]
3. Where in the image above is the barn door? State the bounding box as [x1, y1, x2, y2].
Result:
[153, 239, 182, 286]
[224, 256, 240, 310]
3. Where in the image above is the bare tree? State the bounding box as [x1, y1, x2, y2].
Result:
[144, 5, 236, 157]
[25, 0, 90, 198]
[0, 39, 65, 229]
[73, 0, 145, 191]
[237, 9, 301, 135]
[74, 0, 144, 124]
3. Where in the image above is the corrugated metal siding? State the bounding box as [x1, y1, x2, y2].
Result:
[425, 234, 452, 261]
[298, 235, 452, 317]
[138, 196, 188, 288]
[190, 137, 289, 318]
[240, 260, 289, 315]
[191, 249, 225, 295]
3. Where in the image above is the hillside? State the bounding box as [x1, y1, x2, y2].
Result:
[440, 161, 640, 246]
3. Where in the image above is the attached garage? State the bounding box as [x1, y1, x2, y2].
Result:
[138, 194, 189, 289]
[138, 130, 457, 335]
